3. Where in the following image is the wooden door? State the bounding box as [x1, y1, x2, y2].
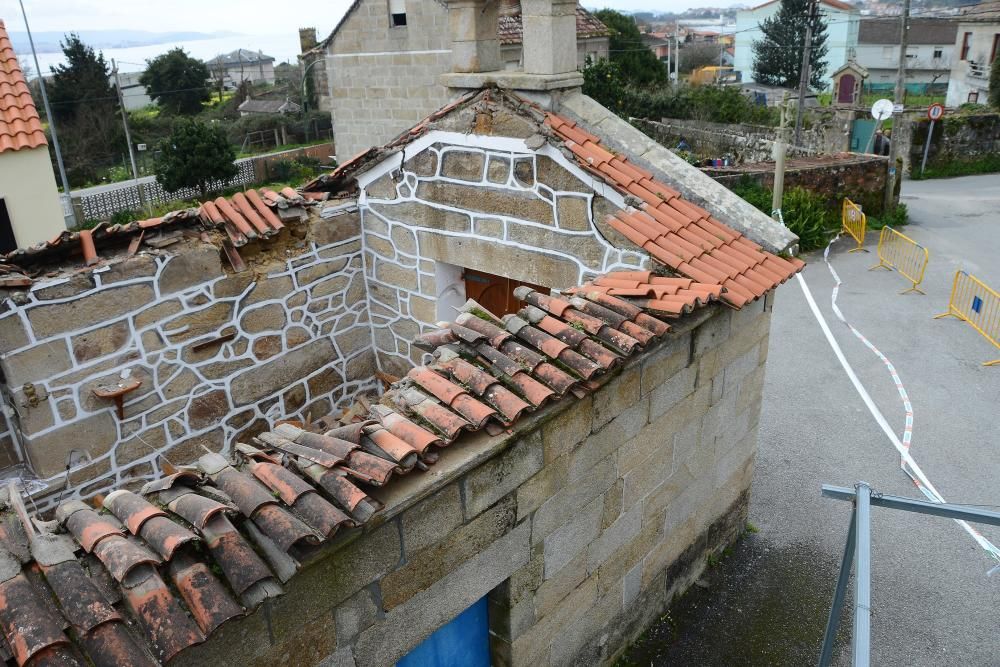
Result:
[838, 74, 856, 104]
[462, 268, 549, 318]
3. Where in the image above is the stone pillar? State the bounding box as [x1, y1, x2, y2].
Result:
[521, 0, 577, 76]
[448, 0, 500, 73]
[298, 28, 317, 53]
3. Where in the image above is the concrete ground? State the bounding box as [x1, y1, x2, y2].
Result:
[618, 174, 1000, 666]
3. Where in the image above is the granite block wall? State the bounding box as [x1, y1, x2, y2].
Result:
[358, 142, 649, 376]
[168, 296, 773, 667]
[0, 209, 377, 505]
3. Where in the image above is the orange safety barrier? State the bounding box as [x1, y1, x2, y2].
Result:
[869, 226, 929, 294]
[841, 198, 868, 253]
[934, 270, 1000, 366]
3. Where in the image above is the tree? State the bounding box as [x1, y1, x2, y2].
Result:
[155, 120, 237, 197]
[594, 9, 667, 86]
[751, 0, 829, 89]
[48, 34, 117, 124]
[990, 56, 1000, 110]
[679, 43, 723, 75]
[140, 48, 210, 114]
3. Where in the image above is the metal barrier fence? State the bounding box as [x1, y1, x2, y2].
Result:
[841, 198, 867, 252]
[869, 226, 929, 294]
[934, 270, 1000, 366]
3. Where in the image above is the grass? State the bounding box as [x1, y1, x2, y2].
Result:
[235, 138, 332, 159]
[910, 153, 1000, 180]
[816, 91, 946, 108]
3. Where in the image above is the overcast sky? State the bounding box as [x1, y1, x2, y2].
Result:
[1, 0, 740, 37]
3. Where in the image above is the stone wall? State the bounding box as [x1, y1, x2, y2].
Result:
[357, 141, 649, 375]
[708, 154, 891, 216]
[0, 208, 377, 505]
[907, 112, 1000, 174]
[633, 112, 855, 165]
[170, 297, 773, 667]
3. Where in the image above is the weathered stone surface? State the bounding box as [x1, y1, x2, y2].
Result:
[556, 196, 591, 232]
[486, 156, 510, 184]
[506, 224, 604, 268]
[417, 233, 579, 288]
[365, 234, 395, 259]
[334, 326, 371, 357]
[1, 337, 73, 386]
[335, 588, 378, 646]
[27, 284, 154, 339]
[307, 366, 345, 399]
[391, 226, 417, 255]
[366, 174, 398, 200]
[24, 412, 117, 477]
[345, 273, 366, 306]
[532, 453, 616, 544]
[231, 338, 335, 405]
[640, 333, 690, 396]
[133, 299, 183, 331]
[543, 495, 602, 577]
[242, 303, 286, 334]
[283, 383, 307, 413]
[0, 314, 29, 355]
[440, 150, 485, 181]
[312, 274, 350, 299]
[68, 456, 112, 486]
[592, 365, 641, 430]
[346, 349, 378, 381]
[213, 273, 254, 299]
[370, 200, 472, 233]
[187, 390, 230, 430]
[285, 326, 311, 349]
[417, 181, 554, 225]
[31, 273, 94, 300]
[310, 210, 362, 247]
[404, 149, 437, 177]
[198, 358, 255, 380]
[541, 395, 592, 464]
[115, 424, 167, 467]
[162, 368, 199, 399]
[10, 391, 54, 433]
[536, 155, 590, 193]
[71, 320, 131, 363]
[375, 262, 418, 291]
[512, 158, 534, 187]
[400, 483, 464, 555]
[298, 258, 349, 286]
[408, 295, 435, 324]
[472, 217, 504, 238]
[246, 275, 294, 306]
[158, 245, 224, 296]
[461, 431, 543, 519]
[163, 303, 234, 343]
[167, 428, 225, 465]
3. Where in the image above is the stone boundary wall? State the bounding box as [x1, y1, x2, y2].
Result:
[906, 112, 1000, 174]
[708, 154, 890, 217]
[0, 209, 376, 506]
[358, 142, 649, 375]
[632, 115, 852, 164]
[171, 297, 772, 667]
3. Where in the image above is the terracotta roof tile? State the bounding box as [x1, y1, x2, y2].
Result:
[545, 111, 804, 305]
[0, 22, 47, 155]
[497, 6, 610, 44]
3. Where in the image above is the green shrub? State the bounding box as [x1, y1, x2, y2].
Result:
[912, 153, 1000, 180]
[728, 176, 772, 213]
[110, 209, 139, 226]
[868, 203, 908, 229]
[727, 178, 840, 251]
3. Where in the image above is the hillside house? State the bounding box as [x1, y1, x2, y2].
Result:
[237, 97, 301, 116]
[206, 49, 276, 87]
[856, 18, 957, 93]
[733, 0, 861, 89]
[945, 2, 1000, 106]
[0, 1, 806, 665]
[0, 20, 66, 254]
[305, 0, 610, 160]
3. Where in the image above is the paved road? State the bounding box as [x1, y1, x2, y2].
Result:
[619, 174, 1000, 666]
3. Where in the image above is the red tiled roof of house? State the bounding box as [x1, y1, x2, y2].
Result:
[497, 6, 610, 45]
[0, 268, 723, 663]
[0, 20, 47, 154]
[544, 113, 805, 308]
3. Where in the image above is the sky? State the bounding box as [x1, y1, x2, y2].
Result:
[0, 0, 741, 38]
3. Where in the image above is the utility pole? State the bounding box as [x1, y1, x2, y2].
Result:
[794, 0, 818, 147]
[18, 0, 76, 227]
[675, 34, 681, 81]
[772, 92, 790, 221]
[112, 59, 148, 214]
[884, 0, 910, 214]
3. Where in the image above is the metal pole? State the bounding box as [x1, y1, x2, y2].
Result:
[17, 0, 76, 227]
[675, 34, 681, 81]
[852, 482, 872, 667]
[301, 58, 322, 113]
[818, 509, 857, 667]
[772, 92, 789, 220]
[822, 485, 1000, 525]
[112, 59, 148, 214]
[920, 118, 934, 176]
[794, 0, 817, 147]
[884, 0, 910, 213]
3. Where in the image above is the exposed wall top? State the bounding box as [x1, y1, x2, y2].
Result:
[0, 20, 48, 154]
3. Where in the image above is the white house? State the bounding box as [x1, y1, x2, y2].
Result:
[0, 20, 66, 252]
[733, 0, 861, 90]
[945, 4, 1000, 107]
[206, 49, 276, 87]
[856, 18, 957, 93]
[112, 70, 156, 111]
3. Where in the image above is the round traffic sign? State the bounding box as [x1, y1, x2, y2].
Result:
[927, 103, 945, 121]
[871, 99, 894, 121]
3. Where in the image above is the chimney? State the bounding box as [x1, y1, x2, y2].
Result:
[447, 0, 500, 73]
[521, 0, 577, 75]
[299, 27, 318, 53]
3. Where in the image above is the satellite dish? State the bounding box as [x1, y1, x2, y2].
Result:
[871, 98, 894, 121]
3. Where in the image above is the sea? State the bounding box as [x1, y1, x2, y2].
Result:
[23, 33, 303, 74]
